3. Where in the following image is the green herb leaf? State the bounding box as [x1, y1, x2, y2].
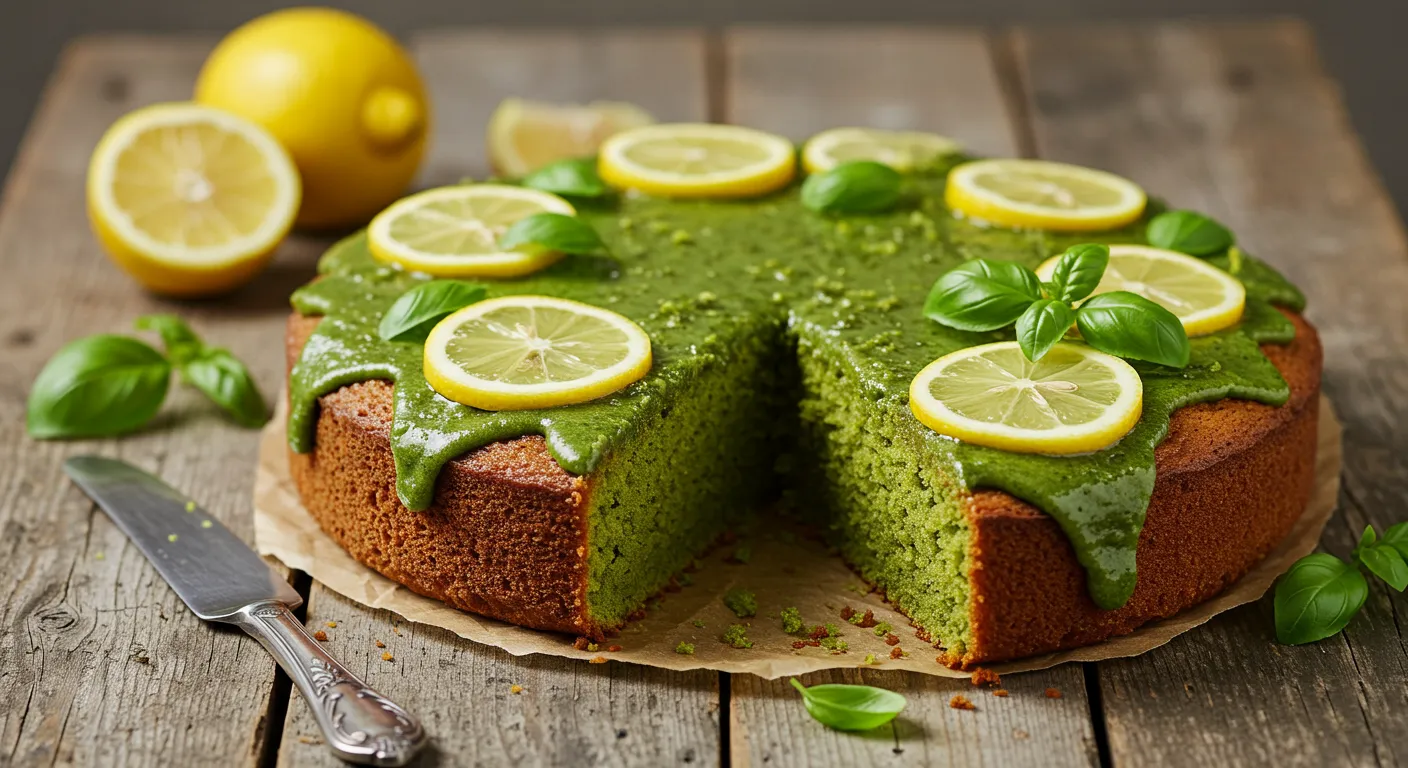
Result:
[924, 259, 1043, 332]
[1381, 522, 1408, 561]
[379, 280, 487, 342]
[1354, 526, 1408, 592]
[26, 335, 171, 438]
[135, 314, 203, 364]
[1047, 243, 1110, 303]
[1016, 299, 1075, 362]
[1075, 291, 1191, 368]
[499, 212, 606, 256]
[789, 679, 907, 731]
[801, 160, 903, 214]
[1273, 552, 1369, 644]
[182, 348, 268, 427]
[1147, 210, 1234, 257]
[521, 157, 609, 198]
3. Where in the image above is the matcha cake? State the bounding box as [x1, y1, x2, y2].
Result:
[284, 150, 1320, 667]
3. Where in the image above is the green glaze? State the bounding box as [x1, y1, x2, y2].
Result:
[288, 157, 1303, 613]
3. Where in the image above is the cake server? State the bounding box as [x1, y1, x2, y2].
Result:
[63, 456, 426, 767]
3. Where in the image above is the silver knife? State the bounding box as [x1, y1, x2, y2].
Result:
[64, 456, 427, 766]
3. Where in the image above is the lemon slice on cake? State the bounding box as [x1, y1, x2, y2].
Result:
[488, 98, 656, 177]
[802, 127, 961, 173]
[1037, 245, 1245, 336]
[368, 185, 576, 278]
[86, 102, 300, 297]
[910, 341, 1142, 454]
[424, 295, 652, 411]
[598, 123, 796, 198]
[946, 159, 1146, 231]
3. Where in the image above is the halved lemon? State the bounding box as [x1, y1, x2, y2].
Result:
[488, 98, 656, 177]
[424, 295, 652, 411]
[909, 341, 1142, 455]
[801, 127, 961, 174]
[1036, 245, 1245, 336]
[86, 102, 300, 297]
[946, 159, 1146, 231]
[368, 185, 576, 278]
[598, 123, 796, 198]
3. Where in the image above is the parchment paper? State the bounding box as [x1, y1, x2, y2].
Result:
[253, 396, 1341, 679]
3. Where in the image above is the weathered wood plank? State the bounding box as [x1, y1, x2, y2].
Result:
[0, 36, 317, 766]
[723, 27, 1098, 768]
[1012, 19, 1408, 767]
[274, 29, 723, 767]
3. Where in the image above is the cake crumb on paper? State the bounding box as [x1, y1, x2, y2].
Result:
[374, 640, 385, 648]
[589, 656, 608, 664]
[884, 633, 900, 646]
[722, 624, 753, 649]
[607, 645, 623, 652]
[381, 651, 394, 662]
[313, 630, 328, 642]
[971, 669, 1001, 687]
[675, 642, 695, 655]
[325, 620, 337, 628]
[573, 636, 591, 651]
[723, 588, 757, 618]
[780, 606, 803, 634]
[993, 689, 1010, 697]
[510, 684, 523, 694]
[298, 736, 323, 746]
[949, 695, 976, 711]
[1045, 688, 1063, 699]
[890, 647, 905, 660]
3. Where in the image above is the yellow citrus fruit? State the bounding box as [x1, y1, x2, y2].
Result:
[488, 98, 655, 177]
[946, 159, 1146, 231]
[195, 8, 429, 229]
[909, 341, 1143, 454]
[86, 102, 300, 298]
[801, 127, 961, 173]
[598, 123, 796, 198]
[424, 295, 653, 411]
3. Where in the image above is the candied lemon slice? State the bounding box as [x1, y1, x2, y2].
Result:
[909, 341, 1142, 454]
[598, 123, 796, 198]
[423, 295, 652, 411]
[801, 127, 960, 173]
[487, 97, 656, 177]
[946, 158, 1146, 231]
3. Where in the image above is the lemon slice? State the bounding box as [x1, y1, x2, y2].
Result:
[598, 123, 796, 198]
[488, 98, 656, 177]
[368, 185, 576, 278]
[909, 341, 1142, 454]
[86, 102, 300, 297]
[424, 295, 652, 411]
[946, 159, 1146, 231]
[801, 127, 961, 173]
[1036, 245, 1245, 336]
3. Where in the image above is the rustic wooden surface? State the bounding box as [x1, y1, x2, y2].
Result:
[1, 19, 1403, 768]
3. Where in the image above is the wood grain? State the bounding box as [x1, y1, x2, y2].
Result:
[1012, 19, 1408, 766]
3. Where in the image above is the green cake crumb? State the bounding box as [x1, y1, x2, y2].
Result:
[722, 624, 753, 649]
[675, 642, 695, 655]
[729, 546, 752, 564]
[819, 636, 848, 653]
[678, 572, 693, 587]
[184, 500, 195, 512]
[863, 653, 879, 665]
[780, 606, 803, 634]
[723, 588, 757, 618]
[873, 622, 892, 636]
[692, 619, 706, 628]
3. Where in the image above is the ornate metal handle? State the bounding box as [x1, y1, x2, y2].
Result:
[234, 602, 427, 766]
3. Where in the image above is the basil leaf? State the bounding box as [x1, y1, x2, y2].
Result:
[182, 348, 268, 428]
[1274, 553, 1368, 644]
[379, 280, 487, 342]
[1354, 526, 1408, 592]
[521, 157, 609, 199]
[135, 313, 203, 364]
[1147, 210, 1234, 257]
[924, 259, 1043, 332]
[500, 212, 606, 256]
[801, 160, 902, 214]
[1016, 299, 1075, 362]
[1047, 243, 1109, 303]
[1382, 522, 1408, 561]
[789, 679, 906, 731]
[1075, 291, 1191, 368]
[26, 335, 171, 438]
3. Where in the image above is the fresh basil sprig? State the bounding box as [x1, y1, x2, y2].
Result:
[1274, 522, 1408, 645]
[923, 259, 1043, 332]
[1354, 525, 1408, 591]
[801, 160, 902, 215]
[500, 212, 606, 256]
[789, 679, 907, 731]
[521, 157, 610, 199]
[181, 347, 269, 428]
[1016, 299, 1076, 362]
[1147, 210, 1234, 257]
[1075, 292, 1190, 368]
[1044, 242, 1109, 304]
[379, 280, 487, 343]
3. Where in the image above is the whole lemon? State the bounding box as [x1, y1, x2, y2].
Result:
[195, 8, 429, 229]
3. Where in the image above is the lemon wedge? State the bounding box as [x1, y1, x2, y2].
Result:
[1037, 245, 1245, 336]
[86, 102, 300, 297]
[368, 185, 576, 278]
[424, 295, 652, 411]
[909, 341, 1142, 454]
[946, 159, 1146, 231]
[802, 127, 960, 173]
[488, 98, 655, 177]
[598, 123, 796, 198]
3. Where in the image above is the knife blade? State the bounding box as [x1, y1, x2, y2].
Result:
[65, 456, 427, 767]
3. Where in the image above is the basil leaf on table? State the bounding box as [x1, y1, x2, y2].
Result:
[26, 335, 171, 438]
[1075, 291, 1191, 368]
[789, 679, 907, 731]
[1354, 525, 1408, 592]
[924, 259, 1043, 332]
[379, 280, 487, 342]
[1016, 299, 1076, 362]
[1147, 210, 1234, 257]
[521, 157, 610, 199]
[1274, 552, 1369, 645]
[135, 313, 202, 364]
[801, 160, 903, 214]
[1047, 243, 1110, 303]
[181, 348, 268, 428]
[500, 212, 606, 256]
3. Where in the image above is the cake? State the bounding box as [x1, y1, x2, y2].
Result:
[284, 153, 1320, 667]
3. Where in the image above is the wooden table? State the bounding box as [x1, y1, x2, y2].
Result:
[2, 19, 1406, 767]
